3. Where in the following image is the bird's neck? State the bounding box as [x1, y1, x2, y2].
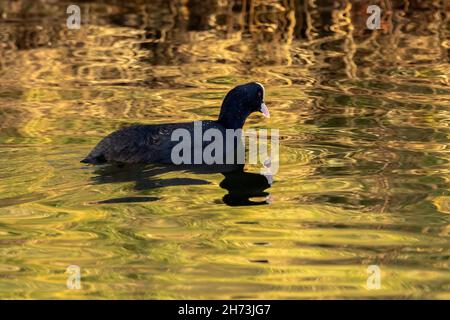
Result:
[218, 116, 246, 130]
[218, 108, 249, 130]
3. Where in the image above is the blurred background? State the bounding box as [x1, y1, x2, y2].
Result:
[0, 0, 448, 299]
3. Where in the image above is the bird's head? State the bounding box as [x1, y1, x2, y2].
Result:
[218, 82, 270, 129]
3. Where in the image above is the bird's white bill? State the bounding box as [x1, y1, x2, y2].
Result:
[260, 102, 270, 118]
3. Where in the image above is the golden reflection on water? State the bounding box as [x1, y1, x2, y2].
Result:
[0, 0, 449, 299]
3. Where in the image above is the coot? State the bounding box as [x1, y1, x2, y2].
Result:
[81, 82, 269, 165]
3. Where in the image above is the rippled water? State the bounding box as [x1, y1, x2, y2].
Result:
[0, 0, 449, 299]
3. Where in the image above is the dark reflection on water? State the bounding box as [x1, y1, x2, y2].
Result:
[90, 164, 213, 189]
[0, 0, 449, 299]
[221, 171, 271, 206]
[90, 163, 271, 206]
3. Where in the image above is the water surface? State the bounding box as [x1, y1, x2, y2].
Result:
[0, 0, 449, 299]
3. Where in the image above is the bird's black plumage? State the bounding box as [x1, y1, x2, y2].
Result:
[81, 82, 269, 165]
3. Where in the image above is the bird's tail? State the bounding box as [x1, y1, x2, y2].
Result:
[80, 154, 106, 165]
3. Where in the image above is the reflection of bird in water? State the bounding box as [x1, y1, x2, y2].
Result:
[89, 163, 272, 207]
[220, 170, 272, 206]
